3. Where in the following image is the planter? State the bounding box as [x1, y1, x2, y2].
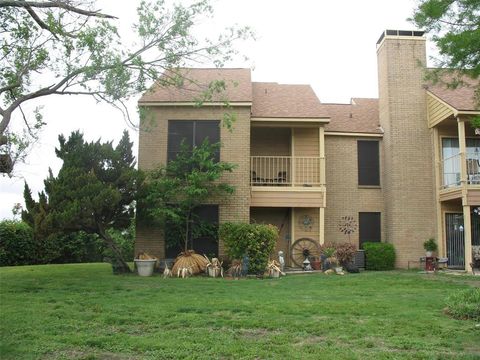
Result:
[425, 251, 433, 257]
[311, 260, 321, 270]
[208, 267, 222, 278]
[135, 259, 157, 277]
[270, 269, 280, 278]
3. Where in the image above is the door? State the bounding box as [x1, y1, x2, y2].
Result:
[445, 213, 464, 269]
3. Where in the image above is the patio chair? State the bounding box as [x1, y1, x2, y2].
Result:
[466, 159, 480, 184]
[471, 245, 480, 275]
[251, 171, 265, 185]
[274, 171, 287, 185]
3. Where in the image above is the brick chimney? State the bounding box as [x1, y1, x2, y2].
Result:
[376, 30, 436, 268]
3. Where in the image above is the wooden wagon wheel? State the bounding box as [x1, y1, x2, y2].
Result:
[290, 238, 321, 267]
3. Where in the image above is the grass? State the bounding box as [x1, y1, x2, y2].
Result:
[1, 264, 479, 360]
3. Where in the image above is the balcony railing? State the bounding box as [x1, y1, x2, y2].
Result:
[441, 153, 480, 188]
[250, 156, 323, 187]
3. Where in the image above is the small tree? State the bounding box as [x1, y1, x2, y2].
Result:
[23, 130, 141, 273]
[139, 140, 235, 254]
[410, 0, 480, 125]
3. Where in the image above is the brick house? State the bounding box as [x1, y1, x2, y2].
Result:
[135, 30, 480, 271]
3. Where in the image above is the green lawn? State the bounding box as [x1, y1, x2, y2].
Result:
[1, 264, 479, 360]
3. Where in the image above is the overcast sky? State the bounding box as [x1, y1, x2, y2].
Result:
[1, 0, 433, 219]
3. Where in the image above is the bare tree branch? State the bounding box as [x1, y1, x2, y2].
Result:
[0, 1, 117, 19]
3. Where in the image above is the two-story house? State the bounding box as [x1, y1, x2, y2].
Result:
[135, 30, 480, 272]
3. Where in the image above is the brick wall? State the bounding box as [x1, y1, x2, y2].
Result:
[324, 136, 384, 246]
[377, 36, 437, 268]
[136, 106, 251, 259]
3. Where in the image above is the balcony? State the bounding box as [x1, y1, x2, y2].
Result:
[441, 153, 480, 188]
[250, 156, 325, 208]
[250, 156, 323, 187]
[440, 152, 480, 205]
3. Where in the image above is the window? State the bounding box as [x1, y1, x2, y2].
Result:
[167, 120, 220, 161]
[359, 212, 381, 248]
[165, 205, 219, 258]
[357, 140, 380, 186]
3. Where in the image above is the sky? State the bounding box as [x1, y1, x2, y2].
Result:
[0, 0, 433, 219]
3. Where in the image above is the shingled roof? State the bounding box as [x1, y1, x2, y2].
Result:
[323, 98, 382, 134]
[251, 82, 329, 118]
[139, 68, 252, 103]
[426, 71, 479, 111]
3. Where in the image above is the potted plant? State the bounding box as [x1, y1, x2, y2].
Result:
[134, 252, 157, 277]
[309, 256, 321, 270]
[423, 238, 438, 257]
[319, 243, 337, 270]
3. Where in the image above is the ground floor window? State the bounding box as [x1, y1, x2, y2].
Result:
[165, 205, 219, 258]
[359, 212, 381, 248]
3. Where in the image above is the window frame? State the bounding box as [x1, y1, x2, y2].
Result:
[167, 120, 220, 162]
[358, 212, 381, 248]
[357, 140, 380, 187]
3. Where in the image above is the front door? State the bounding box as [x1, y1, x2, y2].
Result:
[445, 213, 464, 269]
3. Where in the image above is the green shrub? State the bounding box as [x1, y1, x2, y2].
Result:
[0, 220, 35, 266]
[219, 222, 278, 275]
[363, 242, 395, 270]
[445, 288, 480, 320]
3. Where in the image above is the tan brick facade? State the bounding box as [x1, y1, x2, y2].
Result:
[324, 136, 384, 246]
[135, 106, 251, 259]
[377, 36, 437, 268]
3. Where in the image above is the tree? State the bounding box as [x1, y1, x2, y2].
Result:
[23, 130, 140, 273]
[411, 0, 480, 122]
[0, 0, 252, 173]
[139, 140, 235, 255]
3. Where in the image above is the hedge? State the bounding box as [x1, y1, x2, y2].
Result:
[363, 242, 396, 270]
[0, 220, 36, 266]
[219, 222, 278, 275]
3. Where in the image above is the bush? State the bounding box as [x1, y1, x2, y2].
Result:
[335, 242, 357, 266]
[0, 220, 35, 266]
[445, 288, 480, 320]
[219, 222, 278, 275]
[363, 242, 395, 270]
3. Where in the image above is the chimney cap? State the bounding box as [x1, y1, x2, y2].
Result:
[376, 29, 425, 45]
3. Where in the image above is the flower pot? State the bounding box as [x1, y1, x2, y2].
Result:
[270, 269, 280, 278]
[311, 260, 321, 270]
[208, 267, 221, 278]
[425, 251, 433, 257]
[135, 259, 157, 277]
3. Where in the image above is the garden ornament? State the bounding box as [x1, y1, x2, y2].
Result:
[278, 251, 285, 272]
[241, 255, 249, 276]
[303, 257, 312, 271]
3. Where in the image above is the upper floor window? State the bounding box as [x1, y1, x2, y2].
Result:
[167, 120, 220, 161]
[357, 140, 380, 186]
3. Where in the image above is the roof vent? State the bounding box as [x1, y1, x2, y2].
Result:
[376, 29, 425, 45]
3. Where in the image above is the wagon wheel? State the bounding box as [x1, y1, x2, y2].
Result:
[290, 238, 321, 267]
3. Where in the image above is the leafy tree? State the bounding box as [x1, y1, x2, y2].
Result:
[411, 0, 480, 122]
[23, 130, 140, 273]
[0, 0, 252, 173]
[139, 140, 235, 254]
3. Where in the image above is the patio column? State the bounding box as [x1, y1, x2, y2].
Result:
[463, 205, 473, 273]
[457, 119, 467, 185]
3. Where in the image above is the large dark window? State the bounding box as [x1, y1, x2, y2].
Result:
[357, 140, 380, 186]
[359, 212, 381, 248]
[165, 205, 219, 258]
[167, 120, 220, 161]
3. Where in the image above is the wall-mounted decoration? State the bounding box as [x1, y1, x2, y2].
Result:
[298, 214, 314, 231]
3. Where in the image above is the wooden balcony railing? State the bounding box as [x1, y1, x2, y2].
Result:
[250, 156, 323, 187]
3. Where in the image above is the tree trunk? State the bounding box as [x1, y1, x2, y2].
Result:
[98, 225, 131, 274]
